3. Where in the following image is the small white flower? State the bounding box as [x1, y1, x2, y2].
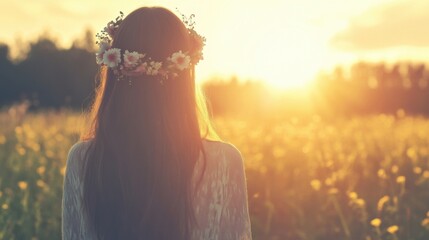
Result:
[104, 21, 117, 37]
[95, 40, 111, 65]
[146, 61, 162, 75]
[97, 40, 111, 54]
[103, 48, 121, 68]
[95, 53, 104, 65]
[123, 50, 144, 68]
[170, 51, 190, 70]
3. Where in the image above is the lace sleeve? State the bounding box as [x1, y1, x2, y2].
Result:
[62, 142, 86, 240]
[219, 144, 252, 240]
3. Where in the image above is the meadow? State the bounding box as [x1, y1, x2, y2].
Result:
[1, 105, 429, 240]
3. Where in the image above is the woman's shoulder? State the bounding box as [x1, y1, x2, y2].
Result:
[65, 139, 244, 169]
[66, 140, 93, 172]
[68, 140, 92, 159]
[202, 139, 243, 164]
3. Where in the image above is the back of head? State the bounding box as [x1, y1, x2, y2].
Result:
[102, 7, 196, 134]
[81, 7, 209, 240]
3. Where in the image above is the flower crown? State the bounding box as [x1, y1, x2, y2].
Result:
[95, 11, 206, 84]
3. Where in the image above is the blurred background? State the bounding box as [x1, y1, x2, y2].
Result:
[1, 0, 429, 239]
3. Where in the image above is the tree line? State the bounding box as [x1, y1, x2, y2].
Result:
[0, 31, 97, 109]
[0, 32, 428, 116]
[313, 62, 429, 115]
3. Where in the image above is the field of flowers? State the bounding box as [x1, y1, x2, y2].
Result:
[0, 106, 429, 240]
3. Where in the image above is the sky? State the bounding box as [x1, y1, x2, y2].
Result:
[1, 0, 429, 89]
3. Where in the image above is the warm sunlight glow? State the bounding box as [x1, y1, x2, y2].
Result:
[239, 27, 329, 89]
[2, 0, 429, 89]
[2, 1, 429, 239]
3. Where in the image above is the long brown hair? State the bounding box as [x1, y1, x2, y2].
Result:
[80, 7, 217, 240]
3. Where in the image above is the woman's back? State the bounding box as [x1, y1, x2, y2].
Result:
[62, 139, 252, 240]
[62, 7, 252, 239]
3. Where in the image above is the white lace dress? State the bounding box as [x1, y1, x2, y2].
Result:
[62, 140, 252, 240]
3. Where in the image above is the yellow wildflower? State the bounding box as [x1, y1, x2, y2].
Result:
[387, 225, 399, 234]
[355, 198, 365, 207]
[370, 218, 381, 227]
[36, 166, 46, 175]
[310, 179, 321, 191]
[396, 176, 406, 184]
[378, 169, 387, 179]
[18, 181, 28, 190]
[406, 148, 417, 160]
[348, 191, 358, 200]
[325, 178, 334, 186]
[413, 167, 422, 174]
[377, 195, 390, 212]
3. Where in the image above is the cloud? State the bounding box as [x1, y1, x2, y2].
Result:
[331, 0, 429, 51]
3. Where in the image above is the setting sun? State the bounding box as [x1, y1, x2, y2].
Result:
[2, 0, 429, 89]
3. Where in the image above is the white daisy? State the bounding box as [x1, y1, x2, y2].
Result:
[170, 51, 191, 70]
[103, 48, 121, 68]
[95, 41, 111, 65]
[124, 50, 144, 68]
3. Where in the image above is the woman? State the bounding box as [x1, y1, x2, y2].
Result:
[62, 7, 252, 240]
